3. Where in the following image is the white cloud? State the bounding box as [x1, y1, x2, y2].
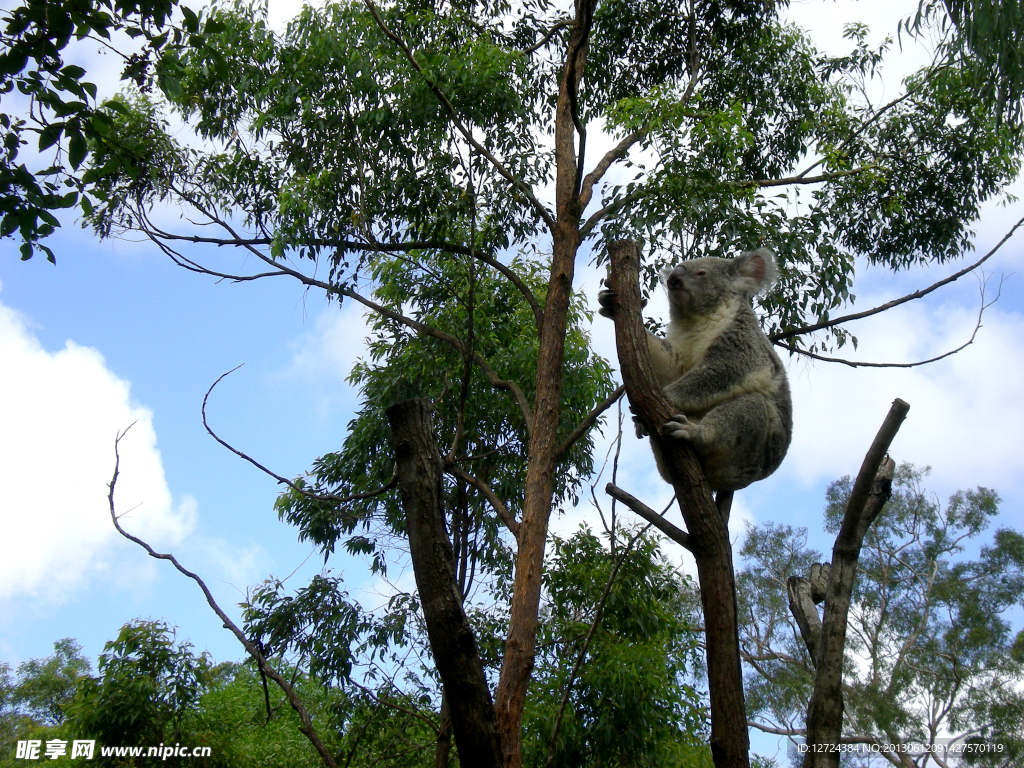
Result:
[279, 300, 372, 416]
[784, 293, 1024, 498]
[0, 298, 195, 604]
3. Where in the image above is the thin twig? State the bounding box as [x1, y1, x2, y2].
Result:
[778, 275, 999, 368]
[106, 426, 339, 768]
[445, 464, 520, 538]
[202, 366, 397, 505]
[147, 207, 536, 430]
[555, 385, 625, 458]
[773, 212, 1024, 342]
[514, 19, 573, 56]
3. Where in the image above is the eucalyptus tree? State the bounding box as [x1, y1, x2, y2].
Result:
[739, 465, 1024, 768]
[0, 0, 192, 262]
[10, 0, 1024, 765]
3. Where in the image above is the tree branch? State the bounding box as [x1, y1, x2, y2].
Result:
[778, 275, 999, 368]
[555, 385, 625, 458]
[142, 208, 538, 431]
[773, 212, 1024, 342]
[739, 166, 874, 189]
[445, 464, 520, 538]
[201, 366, 397, 507]
[140, 220, 545, 329]
[106, 426, 339, 768]
[386, 399, 504, 767]
[605, 483, 692, 552]
[578, 130, 647, 211]
[579, 187, 650, 239]
[803, 400, 909, 768]
[514, 18, 573, 56]
[362, 0, 556, 230]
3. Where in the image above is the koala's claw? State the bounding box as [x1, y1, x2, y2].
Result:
[664, 415, 698, 441]
[632, 414, 649, 439]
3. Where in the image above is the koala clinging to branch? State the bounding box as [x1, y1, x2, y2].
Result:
[599, 248, 792, 492]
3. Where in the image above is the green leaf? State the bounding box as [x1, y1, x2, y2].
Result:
[61, 64, 86, 80]
[161, 76, 182, 101]
[0, 49, 29, 76]
[38, 123, 64, 151]
[68, 133, 88, 169]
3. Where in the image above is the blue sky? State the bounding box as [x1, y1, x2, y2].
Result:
[2, 4, 1023, 760]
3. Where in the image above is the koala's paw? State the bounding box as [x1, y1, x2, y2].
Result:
[597, 287, 616, 318]
[664, 415, 698, 442]
[632, 414, 649, 439]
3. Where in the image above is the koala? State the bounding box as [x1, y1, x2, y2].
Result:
[599, 248, 792, 492]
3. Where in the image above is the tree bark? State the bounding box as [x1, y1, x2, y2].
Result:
[492, 4, 595, 766]
[386, 399, 503, 768]
[802, 399, 908, 768]
[787, 562, 830, 662]
[606, 240, 750, 768]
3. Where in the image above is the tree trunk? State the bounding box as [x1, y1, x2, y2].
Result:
[606, 240, 750, 768]
[802, 400, 907, 768]
[435, 693, 452, 768]
[492, 4, 593, 765]
[386, 399, 503, 768]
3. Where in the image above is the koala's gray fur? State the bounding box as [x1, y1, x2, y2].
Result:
[599, 248, 792, 492]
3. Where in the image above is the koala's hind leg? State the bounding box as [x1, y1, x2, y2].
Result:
[664, 395, 783, 492]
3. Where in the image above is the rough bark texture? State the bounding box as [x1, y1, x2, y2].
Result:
[492, 5, 594, 766]
[787, 562, 830, 661]
[802, 399, 909, 768]
[386, 399, 503, 768]
[606, 240, 750, 768]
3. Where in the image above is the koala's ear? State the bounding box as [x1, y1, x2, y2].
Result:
[733, 248, 778, 296]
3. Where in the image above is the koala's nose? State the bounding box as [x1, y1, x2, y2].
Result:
[666, 267, 686, 289]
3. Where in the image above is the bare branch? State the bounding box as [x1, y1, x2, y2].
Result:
[739, 166, 874, 189]
[362, 0, 556, 230]
[579, 187, 649, 239]
[142, 225, 544, 328]
[773, 212, 1024, 342]
[777, 276, 1000, 368]
[144, 208, 538, 431]
[446, 464, 520, 538]
[605, 482, 692, 552]
[578, 130, 646, 211]
[804, 401, 908, 768]
[748, 721, 805, 736]
[202, 366, 396, 507]
[555, 385, 625, 458]
[106, 426, 339, 768]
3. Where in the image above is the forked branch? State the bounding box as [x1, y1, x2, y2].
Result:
[778, 274, 1002, 368]
[802, 399, 908, 768]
